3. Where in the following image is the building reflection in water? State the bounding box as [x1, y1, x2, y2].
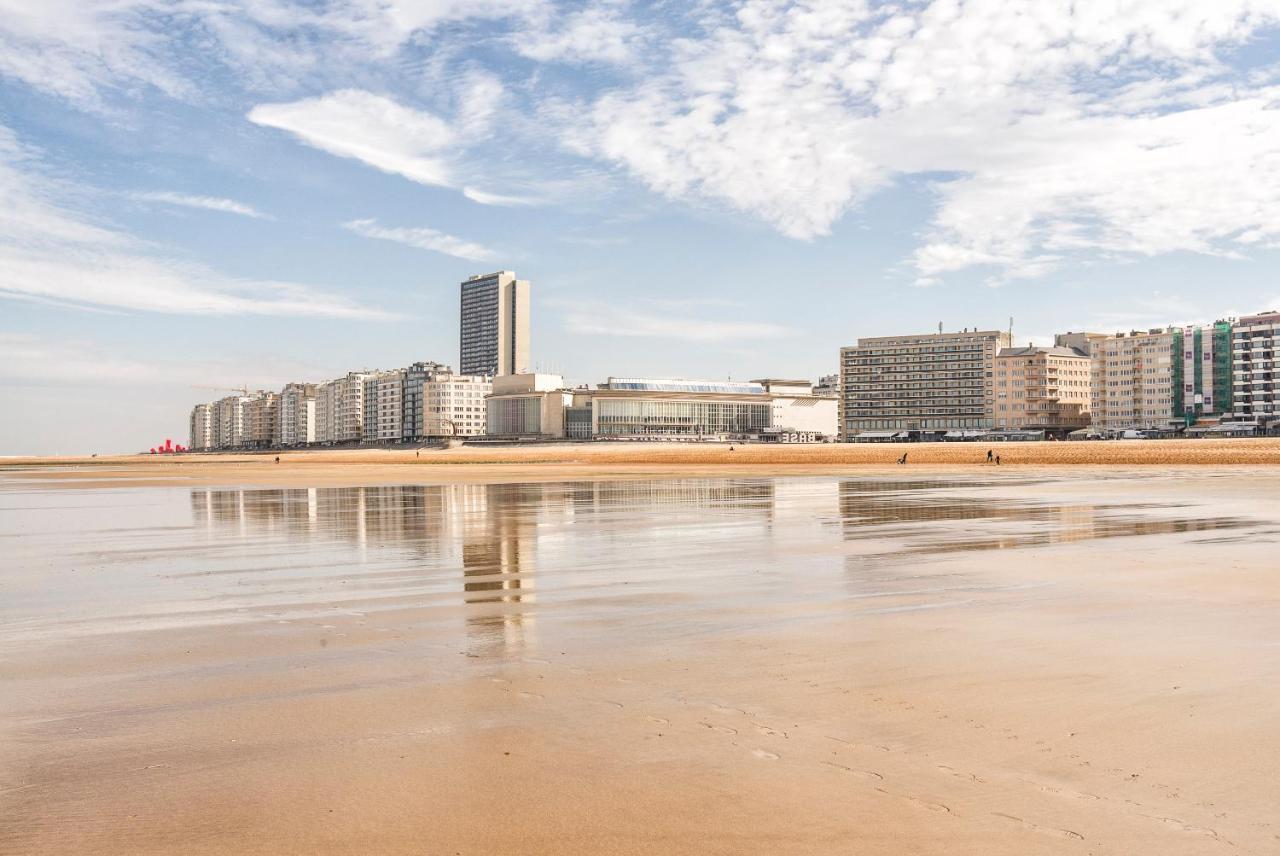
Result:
[189, 479, 782, 657]
[835, 478, 1247, 561]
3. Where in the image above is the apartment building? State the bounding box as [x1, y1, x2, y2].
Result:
[460, 270, 530, 376]
[813, 374, 839, 397]
[424, 371, 491, 437]
[212, 395, 249, 448]
[839, 328, 1010, 436]
[277, 383, 316, 447]
[315, 372, 374, 444]
[403, 361, 449, 439]
[363, 369, 406, 443]
[189, 404, 213, 450]
[993, 346, 1091, 434]
[1231, 311, 1280, 423]
[242, 392, 279, 449]
[1174, 321, 1232, 423]
[1060, 329, 1177, 430]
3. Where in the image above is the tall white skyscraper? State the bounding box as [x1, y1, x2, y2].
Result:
[460, 270, 530, 377]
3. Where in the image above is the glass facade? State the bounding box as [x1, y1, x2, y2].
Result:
[594, 398, 770, 436]
[487, 397, 542, 435]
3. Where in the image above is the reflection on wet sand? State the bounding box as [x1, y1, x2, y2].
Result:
[4, 472, 1280, 856]
[836, 480, 1248, 560]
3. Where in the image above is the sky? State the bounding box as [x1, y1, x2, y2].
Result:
[3, 0, 1280, 454]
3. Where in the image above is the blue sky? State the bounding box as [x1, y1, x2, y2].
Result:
[3, 1, 1280, 454]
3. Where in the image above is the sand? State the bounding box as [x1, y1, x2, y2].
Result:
[2, 465, 1279, 854]
[5, 438, 1280, 490]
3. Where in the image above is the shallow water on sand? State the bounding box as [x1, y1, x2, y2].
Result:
[0, 476, 1252, 648]
[2, 472, 1278, 855]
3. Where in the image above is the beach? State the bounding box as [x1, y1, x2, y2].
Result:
[2, 455, 1279, 854]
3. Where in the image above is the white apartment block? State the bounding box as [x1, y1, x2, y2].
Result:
[364, 369, 406, 443]
[315, 372, 374, 444]
[189, 403, 213, 450]
[1232, 311, 1280, 423]
[277, 383, 316, 446]
[213, 395, 249, 448]
[425, 372, 491, 437]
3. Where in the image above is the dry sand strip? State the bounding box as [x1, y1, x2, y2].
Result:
[4, 439, 1280, 489]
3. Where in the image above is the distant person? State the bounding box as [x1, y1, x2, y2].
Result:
[995, 455, 1001, 465]
[986, 449, 993, 463]
[898, 452, 908, 465]
[416, 450, 420, 459]
[729, 445, 735, 451]
[274, 456, 280, 464]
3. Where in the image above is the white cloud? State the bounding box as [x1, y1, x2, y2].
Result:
[0, 125, 391, 319]
[558, 0, 1280, 280]
[461, 186, 537, 206]
[133, 191, 272, 220]
[342, 218, 500, 262]
[563, 302, 792, 342]
[515, 5, 643, 65]
[248, 89, 458, 186]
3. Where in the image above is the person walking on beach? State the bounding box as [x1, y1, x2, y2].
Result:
[986, 449, 993, 463]
[274, 456, 280, 464]
[898, 452, 908, 465]
[995, 454, 1001, 465]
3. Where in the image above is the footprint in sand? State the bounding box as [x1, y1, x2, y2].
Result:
[711, 704, 747, 716]
[1021, 780, 1100, 802]
[937, 764, 986, 784]
[750, 721, 788, 738]
[822, 761, 883, 781]
[876, 789, 952, 814]
[1138, 815, 1220, 840]
[751, 748, 780, 760]
[992, 812, 1083, 840]
[646, 716, 670, 725]
[826, 736, 892, 752]
[516, 691, 543, 700]
[699, 721, 738, 735]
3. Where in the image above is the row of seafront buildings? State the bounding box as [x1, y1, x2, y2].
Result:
[188, 267, 1280, 449]
[188, 270, 840, 450]
[839, 311, 1280, 439]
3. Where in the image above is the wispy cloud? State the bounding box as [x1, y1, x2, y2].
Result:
[562, 301, 792, 342]
[133, 191, 272, 220]
[0, 124, 391, 319]
[342, 218, 500, 262]
[248, 89, 458, 187]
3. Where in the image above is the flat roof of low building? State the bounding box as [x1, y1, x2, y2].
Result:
[603, 378, 766, 394]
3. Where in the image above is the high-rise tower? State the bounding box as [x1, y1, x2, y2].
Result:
[460, 270, 530, 377]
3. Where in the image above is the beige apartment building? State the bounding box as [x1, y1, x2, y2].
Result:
[1058, 329, 1177, 430]
[276, 382, 316, 446]
[242, 392, 279, 448]
[189, 403, 213, 450]
[839, 328, 1011, 436]
[993, 346, 1091, 434]
[423, 371, 491, 437]
[460, 270, 530, 377]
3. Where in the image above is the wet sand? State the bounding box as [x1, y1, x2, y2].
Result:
[2, 469, 1279, 854]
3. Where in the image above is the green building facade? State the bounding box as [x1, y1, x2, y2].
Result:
[1171, 321, 1232, 425]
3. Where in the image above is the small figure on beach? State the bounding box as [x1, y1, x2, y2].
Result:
[995, 455, 1001, 465]
[274, 456, 280, 464]
[897, 452, 908, 465]
[729, 445, 735, 451]
[416, 450, 420, 459]
[986, 449, 993, 463]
